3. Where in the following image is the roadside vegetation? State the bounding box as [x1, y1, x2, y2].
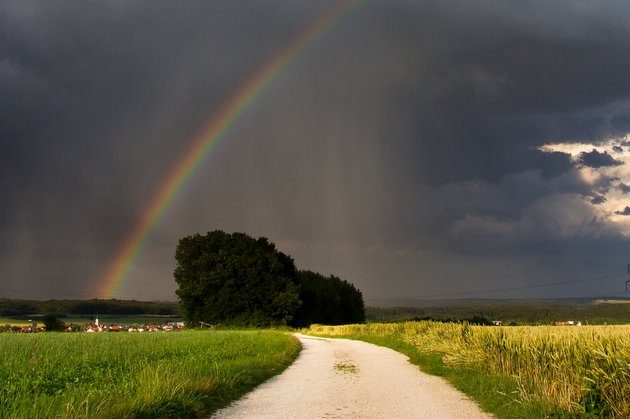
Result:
[308, 322, 630, 418]
[0, 330, 299, 418]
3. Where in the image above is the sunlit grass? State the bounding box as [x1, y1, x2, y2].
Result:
[0, 330, 299, 418]
[308, 322, 630, 418]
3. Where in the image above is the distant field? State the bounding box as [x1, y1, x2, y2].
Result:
[0, 330, 299, 418]
[594, 299, 630, 305]
[309, 322, 630, 418]
[0, 317, 30, 326]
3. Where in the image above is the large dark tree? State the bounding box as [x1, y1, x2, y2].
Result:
[291, 270, 365, 327]
[174, 231, 301, 326]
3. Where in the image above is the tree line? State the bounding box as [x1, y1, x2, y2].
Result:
[0, 298, 179, 317]
[174, 230, 365, 327]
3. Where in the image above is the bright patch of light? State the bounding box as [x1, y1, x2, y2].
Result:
[539, 135, 630, 236]
[578, 166, 601, 185]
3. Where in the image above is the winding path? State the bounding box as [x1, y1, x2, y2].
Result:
[214, 333, 491, 418]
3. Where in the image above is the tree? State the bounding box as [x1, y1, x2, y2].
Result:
[42, 315, 65, 331]
[468, 315, 493, 326]
[291, 270, 365, 327]
[174, 231, 301, 327]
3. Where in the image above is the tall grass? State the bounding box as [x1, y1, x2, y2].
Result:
[309, 322, 630, 417]
[0, 330, 299, 418]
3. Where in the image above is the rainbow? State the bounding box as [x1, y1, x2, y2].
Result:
[98, 1, 360, 298]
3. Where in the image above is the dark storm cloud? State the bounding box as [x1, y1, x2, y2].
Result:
[345, 0, 630, 187]
[577, 149, 623, 168]
[615, 206, 630, 216]
[3, 0, 630, 300]
[618, 183, 630, 194]
[591, 195, 606, 205]
[0, 0, 338, 297]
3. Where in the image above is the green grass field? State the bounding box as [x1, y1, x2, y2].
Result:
[308, 322, 630, 418]
[0, 330, 300, 418]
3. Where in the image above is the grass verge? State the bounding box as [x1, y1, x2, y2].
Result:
[0, 330, 300, 418]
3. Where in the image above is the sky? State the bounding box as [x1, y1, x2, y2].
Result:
[2, 0, 630, 302]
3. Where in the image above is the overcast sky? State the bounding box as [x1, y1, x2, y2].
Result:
[2, 0, 630, 301]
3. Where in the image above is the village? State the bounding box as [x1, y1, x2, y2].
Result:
[0, 318, 185, 333]
[82, 318, 186, 333]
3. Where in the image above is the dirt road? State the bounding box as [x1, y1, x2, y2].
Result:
[213, 334, 491, 418]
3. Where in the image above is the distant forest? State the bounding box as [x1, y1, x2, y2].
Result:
[0, 299, 179, 317]
[3, 298, 628, 325]
[366, 300, 630, 325]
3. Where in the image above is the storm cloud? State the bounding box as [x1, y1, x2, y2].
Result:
[577, 149, 624, 168]
[2, 0, 630, 301]
[615, 206, 630, 216]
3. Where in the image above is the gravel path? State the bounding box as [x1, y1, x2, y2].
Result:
[214, 333, 491, 418]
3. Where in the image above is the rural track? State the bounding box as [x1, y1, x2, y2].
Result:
[213, 333, 491, 418]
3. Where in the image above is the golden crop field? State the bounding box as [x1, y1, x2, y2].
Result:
[309, 322, 630, 417]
